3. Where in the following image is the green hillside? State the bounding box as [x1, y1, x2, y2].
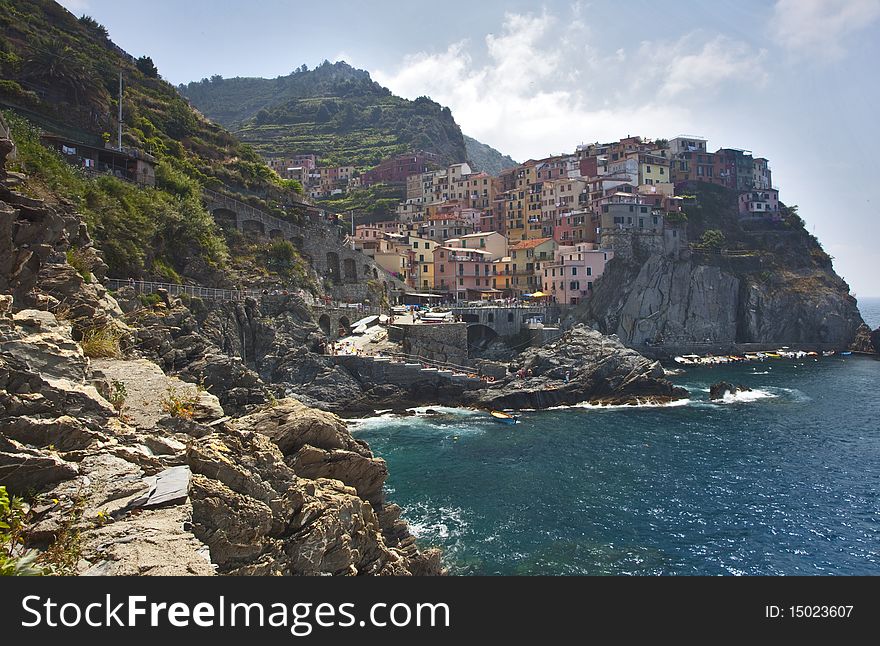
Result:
[464, 135, 518, 175]
[179, 62, 468, 168]
[0, 0, 307, 286]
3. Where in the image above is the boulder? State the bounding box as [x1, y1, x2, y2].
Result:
[709, 381, 752, 400]
[467, 324, 688, 409]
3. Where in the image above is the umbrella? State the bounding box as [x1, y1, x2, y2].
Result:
[531, 290, 547, 297]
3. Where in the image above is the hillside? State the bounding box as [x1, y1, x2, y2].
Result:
[179, 61, 468, 168]
[0, 0, 311, 286]
[464, 135, 517, 175]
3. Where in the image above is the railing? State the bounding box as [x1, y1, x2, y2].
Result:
[105, 278, 262, 302]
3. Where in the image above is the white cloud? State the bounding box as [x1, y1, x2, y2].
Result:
[656, 36, 768, 99]
[772, 0, 880, 59]
[372, 10, 767, 160]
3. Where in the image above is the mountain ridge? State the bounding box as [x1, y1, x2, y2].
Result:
[180, 61, 472, 168]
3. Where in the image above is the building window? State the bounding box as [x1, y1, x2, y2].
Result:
[586, 267, 592, 276]
[572, 267, 577, 276]
[459, 278, 464, 286]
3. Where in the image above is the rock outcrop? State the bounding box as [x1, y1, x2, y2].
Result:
[0, 297, 441, 575]
[709, 381, 752, 400]
[466, 325, 687, 409]
[850, 323, 880, 355]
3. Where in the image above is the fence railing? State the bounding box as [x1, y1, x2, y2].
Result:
[105, 278, 263, 302]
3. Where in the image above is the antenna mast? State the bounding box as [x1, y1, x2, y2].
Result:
[117, 71, 123, 150]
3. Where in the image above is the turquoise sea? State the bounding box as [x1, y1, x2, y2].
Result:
[353, 355, 880, 575]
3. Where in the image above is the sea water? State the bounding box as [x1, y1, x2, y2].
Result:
[352, 356, 880, 575]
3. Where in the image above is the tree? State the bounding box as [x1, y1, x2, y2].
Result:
[135, 55, 158, 78]
[700, 229, 726, 250]
[316, 103, 331, 123]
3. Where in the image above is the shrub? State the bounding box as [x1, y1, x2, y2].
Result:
[65, 247, 93, 283]
[80, 325, 122, 358]
[699, 229, 726, 250]
[0, 486, 50, 576]
[108, 380, 127, 412]
[139, 292, 162, 308]
[160, 386, 199, 419]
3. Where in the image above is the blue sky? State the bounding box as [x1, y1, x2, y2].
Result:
[58, 0, 880, 297]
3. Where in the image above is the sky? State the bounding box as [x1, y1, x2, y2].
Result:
[57, 0, 880, 297]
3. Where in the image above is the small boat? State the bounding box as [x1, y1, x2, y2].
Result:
[840, 351, 852, 356]
[490, 410, 518, 425]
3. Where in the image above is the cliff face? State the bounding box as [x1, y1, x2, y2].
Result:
[581, 185, 863, 348]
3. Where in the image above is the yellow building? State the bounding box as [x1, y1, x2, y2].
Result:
[408, 234, 438, 290]
[507, 237, 557, 296]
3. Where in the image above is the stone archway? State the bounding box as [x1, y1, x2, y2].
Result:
[211, 207, 237, 230]
[467, 324, 498, 350]
[241, 219, 265, 236]
[326, 252, 340, 282]
[269, 229, 283, 239]
[291, 235, 305, 250]
[343, 257, 357, 283]
[318, 314, 331, 336]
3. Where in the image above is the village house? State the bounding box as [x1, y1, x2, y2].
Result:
[542, 243, 614, 305]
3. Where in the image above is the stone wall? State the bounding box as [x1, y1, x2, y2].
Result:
[529, 326, 564, 347]
[398, 323, 469, 366]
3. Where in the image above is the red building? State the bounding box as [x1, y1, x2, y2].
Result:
[361, 151, 440, 186]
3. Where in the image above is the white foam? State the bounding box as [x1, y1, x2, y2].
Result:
[717, 388, 776, 404]
[549, 398, 692, 411]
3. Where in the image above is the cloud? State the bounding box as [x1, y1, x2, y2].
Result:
[655, 36, 768, 99]
[772, 0, 880, 59]
[372, 10, 766, 160]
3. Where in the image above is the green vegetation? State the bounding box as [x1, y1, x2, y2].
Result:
[699, 229, 726, 250]
[664, 211, 688, 225]
[0, 486, 49, 576]
[0, 1, 308, 282]
[318, 183, 405, 218]
[108, 379, 127, 412]
[139, 292, 162, 308]
[180, 61, 467, 168]
[79, 324, 123, 358]
[65, 247, 92, 283]
[161, 385, 200, 419]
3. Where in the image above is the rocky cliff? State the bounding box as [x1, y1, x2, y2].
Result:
[580, 184, 864, 348]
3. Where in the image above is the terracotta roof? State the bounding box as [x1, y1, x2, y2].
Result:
[510, 237, 553, 250]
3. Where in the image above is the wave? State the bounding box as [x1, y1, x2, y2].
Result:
[716, 388, 777, 404]
[402, 503, 469, 540]
[549, 398, 693, 411]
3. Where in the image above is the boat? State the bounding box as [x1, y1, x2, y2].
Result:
[490, 410, 518, 425]
[840, 351, 852, 356]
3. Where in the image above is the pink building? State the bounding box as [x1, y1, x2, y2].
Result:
[738, 188, 779, 217]
[433, 246, 497, 301]
[542, 243, 614, 305]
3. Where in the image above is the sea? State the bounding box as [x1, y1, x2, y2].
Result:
[352, 352, 880, 575]
[860, 296, 880, 329]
